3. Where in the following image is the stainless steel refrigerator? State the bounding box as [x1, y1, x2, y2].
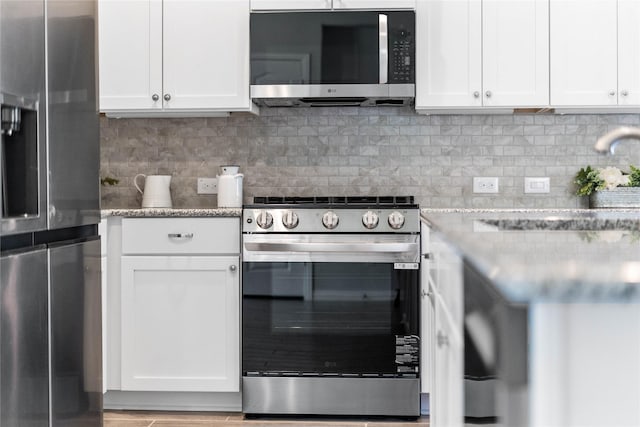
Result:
[1, 0, 102, 426]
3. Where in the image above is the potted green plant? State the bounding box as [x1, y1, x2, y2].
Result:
[574, 165, 640, 208]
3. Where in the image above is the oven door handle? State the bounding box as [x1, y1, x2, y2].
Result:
[244, 242, 418, 253]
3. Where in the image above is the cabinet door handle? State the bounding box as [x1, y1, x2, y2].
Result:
[621, 90, 629, 97]
[421, 289, 432, 298]
[609, 90, 616, 97]
[473, 91, 480, 98]
[168, 233, 194, 239]
[437, 330, 449, 348]
[229, 265, 237, 272]
[485, 90, 492, 98]
[152, 94, 159, 101]
[164, 94, 171, 101]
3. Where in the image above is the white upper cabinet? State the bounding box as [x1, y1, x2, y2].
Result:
[99, 0, 162, 111]
[163, 0, 250, 110]
[251, 0, 414, 10]
[416, 0, 549, 110]
[482, 0, 549, 106]
[99, 0, 252, 116]
[550, 0, 618, 106]
[550, 0, 640, 107]
[416, 0, 482, 108]
[617, 0, 640, 105]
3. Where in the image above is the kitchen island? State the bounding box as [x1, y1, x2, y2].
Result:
[420, 209, 640, 427]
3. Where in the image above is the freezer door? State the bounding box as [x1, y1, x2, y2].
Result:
[49, 238, 102, 426]
[1, 247, 50, 426]
[46, 0, 100, 229]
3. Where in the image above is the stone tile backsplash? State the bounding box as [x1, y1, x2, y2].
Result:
[100, 107, 640, 209]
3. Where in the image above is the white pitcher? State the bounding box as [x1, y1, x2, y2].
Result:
[217, 165, 243, 208]
[134, 174, 173, 208]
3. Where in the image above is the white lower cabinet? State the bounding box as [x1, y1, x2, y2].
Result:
[104, 217, 241, 405]
[120, 255, 239, 392]
[421, 222, 464, 427]
[432, 292, 463, 427]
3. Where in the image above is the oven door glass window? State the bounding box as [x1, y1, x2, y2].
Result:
[242, 261, 419, 377]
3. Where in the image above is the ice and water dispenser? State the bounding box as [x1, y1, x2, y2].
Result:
[1, 94, 40, 220]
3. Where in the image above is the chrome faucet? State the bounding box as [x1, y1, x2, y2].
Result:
[594, 126, 640, 154]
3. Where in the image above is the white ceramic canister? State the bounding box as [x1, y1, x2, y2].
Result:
[217, 165, 243, 208]
[134, 174, 173, 208]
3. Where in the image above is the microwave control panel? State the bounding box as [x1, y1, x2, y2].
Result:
[388, 12, 415, 84]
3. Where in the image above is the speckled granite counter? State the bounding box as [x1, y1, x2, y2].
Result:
[421, 209, 640, 302]
[102, 208, 242, 217]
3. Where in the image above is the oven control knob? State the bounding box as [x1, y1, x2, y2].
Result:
[362, 211, 379, 229]
[322, 211, 339, 229]
[256, 211, 273, 229]
[388, 211, 405, 230]
[282, 210, 299, 229]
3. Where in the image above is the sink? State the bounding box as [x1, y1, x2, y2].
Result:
[478, 218, 640, 232]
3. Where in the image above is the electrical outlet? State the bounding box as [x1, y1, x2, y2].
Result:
[197, 177, 218, 194]
[524, 177, 550, 193]
[473, 177, 499, 194]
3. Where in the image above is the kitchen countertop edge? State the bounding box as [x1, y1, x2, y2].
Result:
[101, 208, 242, 218]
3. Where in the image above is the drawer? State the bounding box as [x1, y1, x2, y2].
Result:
[122, 217, 240, 255]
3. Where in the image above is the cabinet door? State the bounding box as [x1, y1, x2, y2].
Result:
[420, 273, 435, 395]
[250, 0, 331, 9]
[432, 295, 464, 427]
[435, 238, 463, 328]
[415, 0, 482, 108]
[98, 0, 163, 111]
[483, 0, 549, 106]
[163, 0, 250, 110]
[420, 249, 435, 394]
[618, 0, 640, 105]
[334, 0, 416, 8]
[550, 0, 617, 106]
[121, 256, 240, 392]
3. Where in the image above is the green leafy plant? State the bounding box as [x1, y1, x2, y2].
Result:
[629, 165, 640, 187]
[575, 165, 640, 196]
[100, 176, 120, 186]
[574, 166, 605, 196]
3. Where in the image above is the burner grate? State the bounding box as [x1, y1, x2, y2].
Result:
[251, 196, 415, 207]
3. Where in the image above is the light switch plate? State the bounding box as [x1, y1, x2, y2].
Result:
[524, 177, 550, 194]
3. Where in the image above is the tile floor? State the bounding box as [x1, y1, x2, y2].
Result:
[103, 411, 429, 427]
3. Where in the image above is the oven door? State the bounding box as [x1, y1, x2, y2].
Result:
[242, 233, 420, 378]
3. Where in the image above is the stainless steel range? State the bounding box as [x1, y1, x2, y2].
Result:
[242, 196, 421, 417]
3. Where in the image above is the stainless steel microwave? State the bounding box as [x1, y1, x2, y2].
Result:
[250, 10, 415, 107]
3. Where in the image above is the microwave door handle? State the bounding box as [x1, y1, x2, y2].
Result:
[244, 242, 417, 254]
[379, 13, 388, 84]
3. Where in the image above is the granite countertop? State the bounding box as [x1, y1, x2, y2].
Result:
[420, 208, 640, 303]
[102, 208, 242, 217]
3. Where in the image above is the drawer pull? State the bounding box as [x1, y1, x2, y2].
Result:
[168, 233, 194, 239]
